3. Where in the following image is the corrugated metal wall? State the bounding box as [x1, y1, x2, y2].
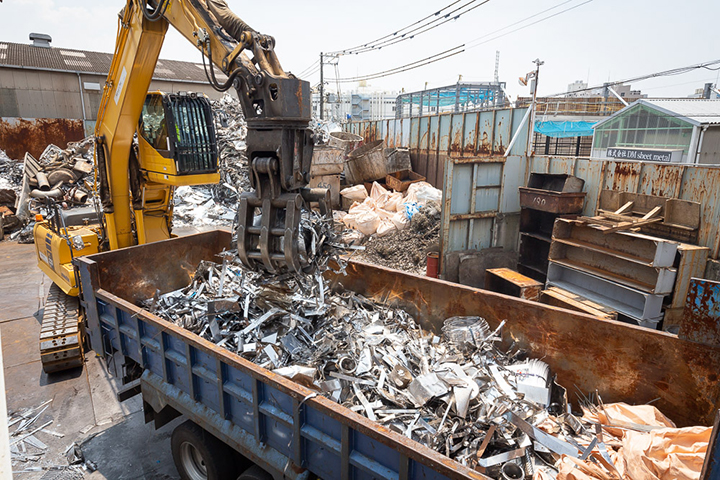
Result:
[0, 66, 237, 159]
[345, 108, 530, 188]
[345, 110, 720, 265]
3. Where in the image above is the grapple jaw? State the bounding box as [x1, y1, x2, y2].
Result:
[236, 156, 331, 274]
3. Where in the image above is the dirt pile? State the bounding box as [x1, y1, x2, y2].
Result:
[355, 201, 440, 274]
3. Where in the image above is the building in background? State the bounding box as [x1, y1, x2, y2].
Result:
[688, 83, 720, 99]
[0, 35, 235, 159]
[591, 99, 720, 164]
[312, 85, 398, 122]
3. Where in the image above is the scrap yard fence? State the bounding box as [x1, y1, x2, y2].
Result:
[344, 107, 720, 276]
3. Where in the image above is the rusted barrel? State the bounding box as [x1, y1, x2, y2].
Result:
[426, 252, 439, 278]
[328, 131, 363, 157]
[345, 140, 386, 184]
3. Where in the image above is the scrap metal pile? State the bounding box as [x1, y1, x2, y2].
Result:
[0, 139, 95, 242]
[173, 94, 251, 227]
[8, 399, 96, 476]
[139, 213, 690, 478]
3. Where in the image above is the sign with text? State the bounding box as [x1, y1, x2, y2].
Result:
[606, 147, 682, 163]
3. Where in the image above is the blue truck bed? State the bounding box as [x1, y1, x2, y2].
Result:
[76, 230, 720, 479]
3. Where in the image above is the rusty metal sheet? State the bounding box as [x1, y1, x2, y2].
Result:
[679, 167, 720, 258]
[429, 116, 440, 152]
[462, 112, 478, 157]
[410, 117, 420, 150]
[0, 117, 85, 160]
[400, 118, 410, 149]
[477, 111, 493, 155]
[680, 278, 720, 347]
[380, 120, 388, 146]
[336, 260, 720, 428]
[419, 117, 430, 152]
[493, 109, 512, 155]
[449, 113, 464, 156]
[572, 159, 603, 214]
[638, 164, 685, 198]
[548, 156, 576, 176]
[607, 161, 642, 192]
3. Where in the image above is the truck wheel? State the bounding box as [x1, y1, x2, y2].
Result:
[171, 420, 236, 480]
[237, 465, 273, 480]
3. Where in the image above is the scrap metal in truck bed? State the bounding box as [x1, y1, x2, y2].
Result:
[76, 230, 720, 480]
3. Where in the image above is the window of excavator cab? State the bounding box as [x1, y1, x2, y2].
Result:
[140, 95, 169, 151]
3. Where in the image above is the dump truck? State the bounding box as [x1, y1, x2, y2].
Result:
[76, 229, 720, 480]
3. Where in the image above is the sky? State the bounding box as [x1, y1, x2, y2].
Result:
[2, 0, 719, 101]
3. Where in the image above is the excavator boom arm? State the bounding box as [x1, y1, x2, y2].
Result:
[94, 0, 319, 272]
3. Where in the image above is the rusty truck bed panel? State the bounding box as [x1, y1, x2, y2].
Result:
[336, 261, 720, 427]
[77, 230, 720, 478]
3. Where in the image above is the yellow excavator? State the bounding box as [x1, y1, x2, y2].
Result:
[33, 0, 328, 373]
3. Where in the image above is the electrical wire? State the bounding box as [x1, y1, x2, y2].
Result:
[301, 65, 322, 79]
[343, 0, 492, 55]
[466, 0, 593, 50]
[466, 0, 575, 45]
[545, 58, 720, 97]
[324, 0, 588, 87]
[327, 0, 482, 55]
[335, 45, 465, 83]
[297, 59, 320, 77]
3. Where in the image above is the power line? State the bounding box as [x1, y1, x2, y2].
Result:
[326, 0, 482, 55]
[466, 0, 593, 50]
[335, 45, 465, 83]
[344, 0, 492, 55]
[466, 0, 576, 45]
[297, 59, 320, 77]
[545, 58, 720, 97]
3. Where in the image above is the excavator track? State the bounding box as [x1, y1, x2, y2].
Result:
[40, 283, 84, 373]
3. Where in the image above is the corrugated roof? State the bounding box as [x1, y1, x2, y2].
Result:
[0, 41, 226, 83]
[594, 98, 720, 129]
[639, 99, 720, 126]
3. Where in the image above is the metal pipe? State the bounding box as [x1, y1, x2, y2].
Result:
[607, 86, 629, 106]
[319, 52, 324, 120]
[500, 462, 524, 480]
[77, 72, 87, 126]
[73, 189, 89, 204]
[696, 126, 708, 164]
[504, 107, 532, 158]
[30, 188, 63, 199]
[35, 171, 50, 191]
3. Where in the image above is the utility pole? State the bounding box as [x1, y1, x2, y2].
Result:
[527, 58, 544, 155]
[319, 52, 324, 120]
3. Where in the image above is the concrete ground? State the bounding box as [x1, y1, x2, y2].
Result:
[0, 236, 214, 479]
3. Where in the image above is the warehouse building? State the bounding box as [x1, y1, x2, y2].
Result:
[0, 34, 233, 159]
[591, 98, 720, 164]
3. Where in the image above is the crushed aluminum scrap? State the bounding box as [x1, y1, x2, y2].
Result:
[8, 399, 95, 477]
[145, 216, 625, 479]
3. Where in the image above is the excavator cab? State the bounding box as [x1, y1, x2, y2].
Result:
[137, 92, 220, 186]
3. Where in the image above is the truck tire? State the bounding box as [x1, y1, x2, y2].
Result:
[237, 465, 273, 480]
[171, 420, 236, 480]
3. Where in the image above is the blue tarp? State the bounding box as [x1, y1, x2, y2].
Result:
[534, 121, 596, 138]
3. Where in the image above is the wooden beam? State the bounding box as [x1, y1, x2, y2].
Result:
[614, 201, 634, 215]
